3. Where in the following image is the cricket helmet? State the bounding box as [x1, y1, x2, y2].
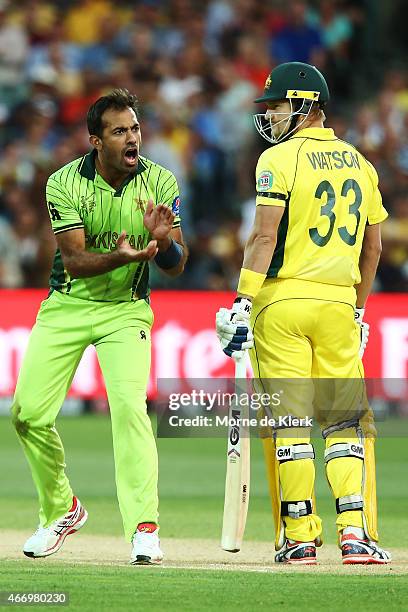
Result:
[253, 62, 330, 145]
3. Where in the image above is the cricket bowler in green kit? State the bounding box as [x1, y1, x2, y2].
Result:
[11, 89, 187, 565]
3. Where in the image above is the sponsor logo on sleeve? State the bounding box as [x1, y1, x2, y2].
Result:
[47, 202, 61, 221]
[257, 171, 273, 192]
[172, 196, 180, 216]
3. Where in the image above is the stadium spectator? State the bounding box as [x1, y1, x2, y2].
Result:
[0, 0, 29, 113]
[0, 216, 22, 287]
[269, 1, 325, 66]
[63, 0, 116, 45]
[379, 192, 408, 292]
[0, 0, 406, 293]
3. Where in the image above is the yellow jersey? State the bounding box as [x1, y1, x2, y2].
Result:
[255, 127, 388, 287]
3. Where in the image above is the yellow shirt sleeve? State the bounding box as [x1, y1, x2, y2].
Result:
[255, 149, 288, 207]
[365, 160, 388, 225]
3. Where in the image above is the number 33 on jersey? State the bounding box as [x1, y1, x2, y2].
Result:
[255, 127, 388, 286]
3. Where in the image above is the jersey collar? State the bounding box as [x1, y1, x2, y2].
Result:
[291, 127, 336, 140]
[78, 149, 147, 182]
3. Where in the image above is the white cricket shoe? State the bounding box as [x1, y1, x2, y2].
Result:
[23, 496, 88, 558]
[275, 539, 317, 565]
[341, 527, 391, 565]
[130, 523, 163, 565]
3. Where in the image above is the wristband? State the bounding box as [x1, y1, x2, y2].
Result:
[237, 268, 266, 298]
[155, 239, 183, 269]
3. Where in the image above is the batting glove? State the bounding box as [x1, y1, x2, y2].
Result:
[216, 298, 254, 358]
[355, 307, 370, 358]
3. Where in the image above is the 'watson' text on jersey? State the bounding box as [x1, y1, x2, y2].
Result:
[255, 127, 387, 286]
[46, 150, 181, 301]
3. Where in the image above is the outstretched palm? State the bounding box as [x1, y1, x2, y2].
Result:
[143, 198, 175, 240]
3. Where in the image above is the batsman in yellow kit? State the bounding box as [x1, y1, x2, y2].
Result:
[216, 62, 391, 564]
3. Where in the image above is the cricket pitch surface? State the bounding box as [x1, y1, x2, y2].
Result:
[1, 531, 406, 574]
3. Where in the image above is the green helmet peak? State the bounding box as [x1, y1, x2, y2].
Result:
[254, 62, 330, 105]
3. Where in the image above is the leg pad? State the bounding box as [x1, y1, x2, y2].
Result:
[276, 443, 315, 463]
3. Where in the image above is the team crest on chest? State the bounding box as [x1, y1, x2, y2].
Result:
[80, 193, 96, 215]
[135, 198, 148, 213]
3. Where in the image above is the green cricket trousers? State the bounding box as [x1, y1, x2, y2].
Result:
[11, 290, 158, 541]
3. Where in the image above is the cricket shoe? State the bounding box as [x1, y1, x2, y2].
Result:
[341, 528, 391, 565]
[130, 523, 163, 565]
[275, 539, 317, 565]
[23, 496, 88, 558]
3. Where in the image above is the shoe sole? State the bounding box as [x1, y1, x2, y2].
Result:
[287, 558, 317, 565]
[343, 555, 390, 565]
[130, 555, 163, 566]
[23, 508, 88, 559]
[276, 558, 317, 565]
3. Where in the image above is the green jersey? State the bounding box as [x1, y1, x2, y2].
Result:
[46, 149, 181, 302]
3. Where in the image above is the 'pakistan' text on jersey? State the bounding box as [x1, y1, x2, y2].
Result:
[255, 127, 387, 287]
[46, 150, 181, 301]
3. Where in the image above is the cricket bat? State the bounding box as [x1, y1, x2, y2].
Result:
[221, 354, 250, 552]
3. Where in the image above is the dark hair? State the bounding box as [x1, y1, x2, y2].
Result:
[87, 89, 138, 137]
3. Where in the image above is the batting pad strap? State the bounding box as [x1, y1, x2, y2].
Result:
[324, 442, 365, 463]
[336, 494, 364, 514]
[276, 443, 315, 463]
[281, 499, 313, 519]
[237, 268, 266, 299]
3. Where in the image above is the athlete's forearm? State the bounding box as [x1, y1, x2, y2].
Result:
[62, 250, 129, 278]
[355, 224, 383, 307]
[237, 233, 277, 299]
[156, 236, 172, 252]
[242, 232, 277, 274]
[355, 241, 382, 308]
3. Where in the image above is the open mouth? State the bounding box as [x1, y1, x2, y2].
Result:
[124, 148, 138, 165]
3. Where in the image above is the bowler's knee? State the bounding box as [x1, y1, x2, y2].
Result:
[11, 400, 29, 436]
[11, 394, 45, 433]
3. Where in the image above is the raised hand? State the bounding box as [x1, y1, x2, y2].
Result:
[143, 198, 175, 241]
[116, 230, 158, 262]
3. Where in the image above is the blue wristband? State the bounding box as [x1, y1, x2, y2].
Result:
[155, 239, 183, 269]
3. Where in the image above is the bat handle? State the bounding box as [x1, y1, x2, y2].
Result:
[233, 352, 247, 380]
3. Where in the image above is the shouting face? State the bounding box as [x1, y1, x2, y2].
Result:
[91, 107, 142, 178]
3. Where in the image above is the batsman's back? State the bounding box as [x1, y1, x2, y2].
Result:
[255, 128, 388, 287]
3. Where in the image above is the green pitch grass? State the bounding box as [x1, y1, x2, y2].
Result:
[1, 563, 407, 611]
[0, 415, 407, 610]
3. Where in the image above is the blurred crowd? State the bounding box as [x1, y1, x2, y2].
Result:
[0, 0, 407, 292]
